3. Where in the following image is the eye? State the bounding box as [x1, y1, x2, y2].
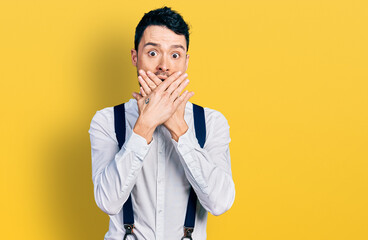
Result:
[148, 50, 157, 57]
[172, 53, 180, 59]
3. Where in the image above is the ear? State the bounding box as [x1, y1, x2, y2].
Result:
[185, 54, 190, 71]
[131, 49, 138, 67]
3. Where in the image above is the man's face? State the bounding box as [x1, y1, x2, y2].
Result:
[131, 25, 189, 80]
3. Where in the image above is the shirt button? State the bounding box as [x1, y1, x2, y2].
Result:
[159, 210, 163, 214]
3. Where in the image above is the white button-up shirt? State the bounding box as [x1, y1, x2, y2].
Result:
[88, 99, 235, 240]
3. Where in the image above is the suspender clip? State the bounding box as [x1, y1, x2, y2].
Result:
[123, 224, 138, 240]
[181, 227, 194, 240]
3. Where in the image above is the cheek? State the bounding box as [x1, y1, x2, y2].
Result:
[175, 59, 187, 71]
[137, 55, 156, 69]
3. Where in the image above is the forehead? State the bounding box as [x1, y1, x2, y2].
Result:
[140, 25, 187, 50]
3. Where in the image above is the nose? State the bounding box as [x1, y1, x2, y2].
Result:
[157, 55, 170, 72]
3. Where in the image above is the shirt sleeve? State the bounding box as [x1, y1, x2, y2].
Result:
[88, 109, 153, 215]
[171, 109, 235, 216]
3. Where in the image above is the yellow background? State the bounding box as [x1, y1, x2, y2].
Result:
[1, 0, 367, 239]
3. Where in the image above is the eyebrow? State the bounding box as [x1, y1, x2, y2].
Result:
[143, 42, 186, 51]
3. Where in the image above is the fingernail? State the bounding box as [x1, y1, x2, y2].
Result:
[132, 92, 136, 97]
[184, 73, 188, 77]
[147, 71, 151, 75]
[178, 71, 182, 75]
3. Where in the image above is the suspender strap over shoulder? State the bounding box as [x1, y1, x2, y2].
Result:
[114, 102, 206, 240]
[192, 103, 206, 148]
[114, 103, 126, 149]
[114, 103, 137, 240]
[182, 103, 206, 240]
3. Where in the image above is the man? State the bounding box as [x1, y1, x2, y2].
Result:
[89, 7, 235, 240]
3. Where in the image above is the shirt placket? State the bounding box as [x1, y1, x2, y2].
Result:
[155, 126, 166, 240]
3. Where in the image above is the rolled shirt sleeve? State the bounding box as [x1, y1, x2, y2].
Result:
[89, 109, 153, 215]
[171, 109, 235, 216]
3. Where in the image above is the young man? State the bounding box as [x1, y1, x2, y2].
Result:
[89, 7, 235, 240]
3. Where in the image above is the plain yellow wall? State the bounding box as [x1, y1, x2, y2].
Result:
[1, 0, 367, 239]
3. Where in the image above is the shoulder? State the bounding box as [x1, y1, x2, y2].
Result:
[89, 99, 137, 127]
[188, 102, 230, 144]
[88, 106, 115, 140]
[90, 106, 114, 126]
[204, 106, 229, 127]
[189, 103, 229, 129]
[188, 103, 231, 146]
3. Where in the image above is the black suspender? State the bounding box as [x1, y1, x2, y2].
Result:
[181, 104, 206, 240]
[192, 104, 206, 148]
[114, 103, 206, 240]
[114, 104, 137, 240]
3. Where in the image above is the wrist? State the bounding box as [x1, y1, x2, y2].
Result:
[167, 121, 188, 142]
[133, 115, 157, 144]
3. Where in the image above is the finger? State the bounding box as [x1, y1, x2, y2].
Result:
[140, 87, 147, 97]
[173, 90, 191, 109]
[146, 71, 162, 86]
[157, 71, 182, 92]
[170, 78, 189, 101]
[183, 91, 195, 103]
[177, 91, 194, 109]
[183, 91, 194, 103]
[166, 72, 188, 95]
[139, 70, 158, 90]
[138, 76, 152, 95]
[173, 90, 187, 108]
[132, 92, 143, 100]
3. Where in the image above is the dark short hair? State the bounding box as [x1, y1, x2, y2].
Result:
[134, 6, 190, 52]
